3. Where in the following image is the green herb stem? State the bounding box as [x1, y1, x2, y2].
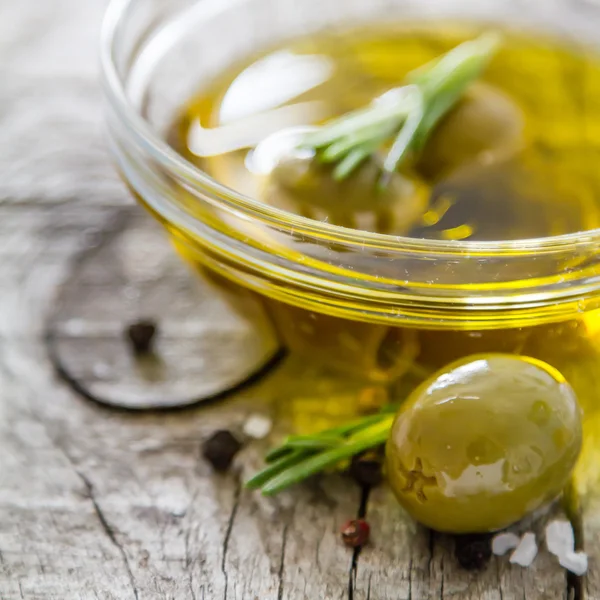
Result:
[246, 412, 395, 495]
[262, 412, 390, 464]
[260, 416, 394, 496]
[276, 434, 346, 451]
[245, 449, 311, 489]
[301, 32, 501, 184]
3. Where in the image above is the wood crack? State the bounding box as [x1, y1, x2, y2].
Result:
[349, 484, 371, 600]
[221, 479, 242, 600]
[428, 529, 435, 579]
[79, 473, 139, 600]
[315, 534, 322, 570]
[565, 484, 585, 600]
[186, 526, 198, 600]
[277, 524, 288, 600]
[189, 577, 198, 600]
[439, 553, 444, 600]
[496, 559, 504, 600]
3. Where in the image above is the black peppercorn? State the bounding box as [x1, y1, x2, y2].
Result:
[454, 534, 492, 570]
[349, 450, 384, 488]
[341, 519, 370, 548]
[126, 320, 157, 354]
[202, 430, 242, 472]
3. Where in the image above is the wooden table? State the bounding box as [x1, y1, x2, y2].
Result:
[1, 1, 598, 598]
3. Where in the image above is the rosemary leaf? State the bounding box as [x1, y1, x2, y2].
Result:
[303, 97, 411, 149]
[260, 417, 394, 496]
[246, 412, 396, 494]
[320, 121, 394, 163]
[278, 434, 346, 451]
[264, 412, 390, 463]
[380, 86, 425, 182]
[333, 147, 372, 180]
[301, 32, 501, 185]
[246, 449, 311, 489]
[265, 445, 295, 463]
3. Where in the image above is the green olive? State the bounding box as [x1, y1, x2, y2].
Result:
[417, 82, 525, 180]
[385, 354, 582, 533]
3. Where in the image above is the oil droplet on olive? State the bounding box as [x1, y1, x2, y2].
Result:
[385, 354, 582, 533]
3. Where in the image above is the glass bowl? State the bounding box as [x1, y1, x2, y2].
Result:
[101, 0, 600, 412]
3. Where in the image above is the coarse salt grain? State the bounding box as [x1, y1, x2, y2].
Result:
[545, 520, 575, 558]
[509, 532, 538, 567]
[243, 415, 273, 439]
[492, 532, 521, 556]
[559, 551, 588, 576]
[545, 520, 588, 575]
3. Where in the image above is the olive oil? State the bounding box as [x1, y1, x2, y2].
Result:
[171, 24, 600, 240]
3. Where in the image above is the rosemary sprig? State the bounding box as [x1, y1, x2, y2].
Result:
[246, 410, 396, 496]
[302, 32, 501, 184]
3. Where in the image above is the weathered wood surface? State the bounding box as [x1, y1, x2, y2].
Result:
[47, 209, 282, 409]
[0, 0, 597, 599]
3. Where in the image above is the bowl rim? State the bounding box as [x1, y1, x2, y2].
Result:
[100, 0, 600, 257]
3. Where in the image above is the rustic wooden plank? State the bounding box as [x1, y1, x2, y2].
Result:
[0, 335, 367, 600]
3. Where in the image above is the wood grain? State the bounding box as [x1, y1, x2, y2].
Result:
[0, 0, 595, 599]
[46, 209, 281, 409]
